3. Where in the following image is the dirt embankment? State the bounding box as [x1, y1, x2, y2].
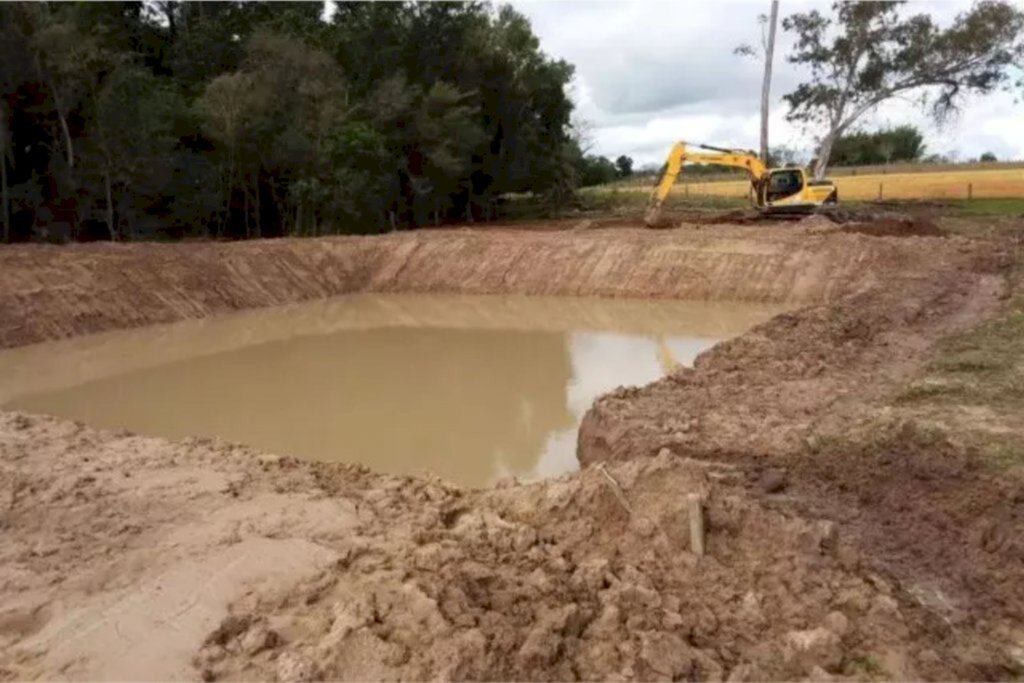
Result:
[0, 222, 953, 348]
[2, 219, 1024, 681]
[578, 235, 1024, 676]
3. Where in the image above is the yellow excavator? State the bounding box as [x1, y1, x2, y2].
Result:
[644, 142, 838, 227]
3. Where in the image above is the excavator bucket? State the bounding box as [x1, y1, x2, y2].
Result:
[644, 142, 686, 228]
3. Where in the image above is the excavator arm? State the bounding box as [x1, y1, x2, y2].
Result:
[644, 142, 768, 227]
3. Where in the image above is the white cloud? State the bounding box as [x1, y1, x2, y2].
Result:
[514, 0, 1024, 165]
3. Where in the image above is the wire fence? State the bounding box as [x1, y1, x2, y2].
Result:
[608, 161, 1024, 201]
[617, 159, 1024, 187]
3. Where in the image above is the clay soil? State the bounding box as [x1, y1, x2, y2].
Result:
[1, 215, 1023, 681]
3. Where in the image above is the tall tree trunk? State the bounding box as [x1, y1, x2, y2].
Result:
[1, 105, 9, 243]
[254, 174, 262, 238]
[243, 180, 250, 239]
[814, 131, 837, 179]
[103, 169, 116, 240]
[759, 0, 779, 164]
[32, 51, 74, 170]
[53, 88, 74, 169]
[1, 152, 9, 244]
[220, 159, 234, 239]
[164, 1, 177, 38]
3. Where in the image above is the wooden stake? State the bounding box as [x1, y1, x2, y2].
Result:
[596, 464, 633, 515]
[687, 494, 705, 556]
[968, 182, 973, 200]
[877, 182, 883, 201]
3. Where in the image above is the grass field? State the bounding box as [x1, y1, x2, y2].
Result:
[608, 167, 1024, 201]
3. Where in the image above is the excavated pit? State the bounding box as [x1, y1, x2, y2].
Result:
[2, 219, 1022, 681]
[0, 294, 781, 487]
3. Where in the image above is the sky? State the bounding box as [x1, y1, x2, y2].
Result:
[510, 0, 1024, 167]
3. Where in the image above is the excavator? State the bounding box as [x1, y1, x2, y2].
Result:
[643, 142, 838, 227]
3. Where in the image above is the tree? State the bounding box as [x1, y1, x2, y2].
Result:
[0, 0, 577, 242]
[197, 71, 262, 237]
[782, 1, 1024, 178]
[614, 155, 633, 178]
[767, 145, 800, 167]
[980, 151, 997, 162]
[735, 0, 780, 163]
[830, 125, 926, 165]
[82, 65, 187, 240]
[24, 5, 113, 172]
[576, 155, 618, 187]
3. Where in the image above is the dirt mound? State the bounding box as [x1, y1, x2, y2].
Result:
[577, 239, 1024, 676]
[578, 236, 1002, 465]
[208, 452, 961, 681]
[1, 414, 994, 681]
[841, 216, 946, 238]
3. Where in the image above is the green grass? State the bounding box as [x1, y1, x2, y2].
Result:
[499, 189, 750, 222]
[899, 299, 1024, 407]
[891, 293, 1024, 468]
[835, 198, 1024, 217]
[501, 190, 1024, 223]
[846, 654, 887, 679]
[948, 198, 1024, 216]
[579, 189, 749, 213]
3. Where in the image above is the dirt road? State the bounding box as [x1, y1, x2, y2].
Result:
[2, 216, 1023, 681]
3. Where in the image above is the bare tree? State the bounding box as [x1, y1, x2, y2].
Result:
[735, 1, 781, 163]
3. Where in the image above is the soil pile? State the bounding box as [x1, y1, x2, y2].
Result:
[840, 216, 945, 238]
[578, 235, 1024, 677]
[578, 234, 1000, 465]
[1, 414, 994, 681]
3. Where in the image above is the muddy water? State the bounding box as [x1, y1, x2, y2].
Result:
[0, 294, 781, 487]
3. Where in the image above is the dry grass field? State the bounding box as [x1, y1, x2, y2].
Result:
[608, 167, 1024, 201]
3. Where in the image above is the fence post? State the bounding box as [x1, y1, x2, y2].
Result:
[968, 182, 973, 200]
[878, 182, 883, 201]
[684, 183, 689, 198]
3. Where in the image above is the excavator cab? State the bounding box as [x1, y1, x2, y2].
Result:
[765, 169, 804, 202]
[758, 168, 837, 214]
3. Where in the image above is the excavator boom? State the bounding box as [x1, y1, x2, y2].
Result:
[644, 142, 767, 226]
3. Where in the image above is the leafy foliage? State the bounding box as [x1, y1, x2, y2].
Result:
[576, 155, 619, 187]
[829, 125, 926, 166]
[0, 1, 577, 241]
[781, 1, 1024, 177]
[614, 155, 633, 178]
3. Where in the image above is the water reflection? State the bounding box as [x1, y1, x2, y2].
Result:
[0, 294, 779, 487]
[505, 333, 715, 482]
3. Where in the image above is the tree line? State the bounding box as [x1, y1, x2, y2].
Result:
[0, 2, 580, 242]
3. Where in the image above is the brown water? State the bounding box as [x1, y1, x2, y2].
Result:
[0, 294, 781, 487]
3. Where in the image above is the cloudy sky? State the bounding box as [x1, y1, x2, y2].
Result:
[511, 0, 1024, 167]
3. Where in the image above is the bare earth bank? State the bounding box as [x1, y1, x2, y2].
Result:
[2, 219, 1023, 681]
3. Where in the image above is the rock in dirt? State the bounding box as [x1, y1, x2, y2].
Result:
[783, 627, 843, 672]
[275, 652, 319, 682]
[758, 467, 788, 493]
